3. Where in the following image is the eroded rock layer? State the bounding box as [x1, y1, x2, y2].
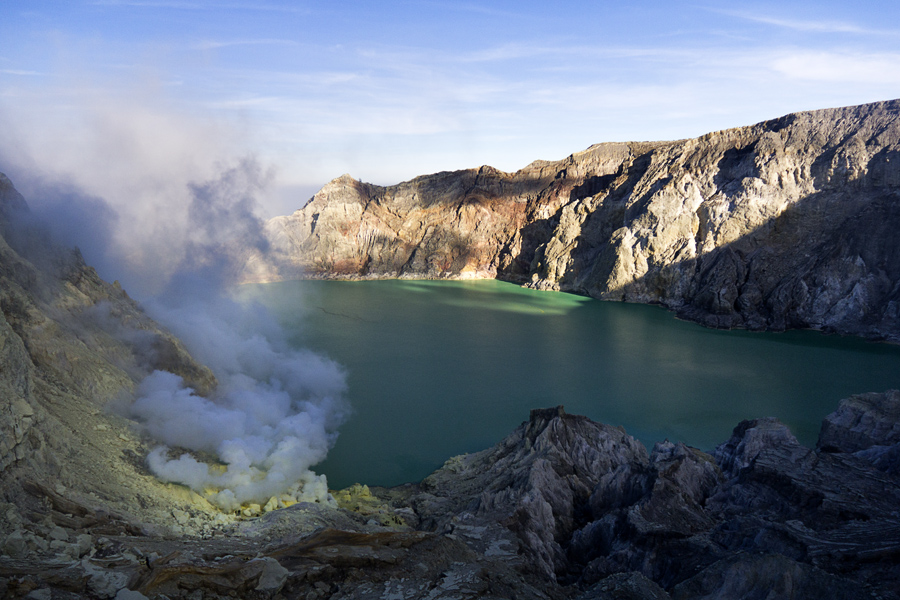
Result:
[3, 393, 899, 599]
[253, 99, 900, 340]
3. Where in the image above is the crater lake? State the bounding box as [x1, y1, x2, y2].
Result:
[240, 279, 900, 490]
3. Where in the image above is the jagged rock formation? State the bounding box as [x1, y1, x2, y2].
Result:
[4, 97, 900, 599]
[1, 174, 898, 598]
[375, 396, 900, 599]
[252, 99, 900, 341]
[4, 390, 899, 599]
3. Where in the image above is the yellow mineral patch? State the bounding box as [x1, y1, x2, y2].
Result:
[333, 483, 408, 529]
[208, 464, 228, 476]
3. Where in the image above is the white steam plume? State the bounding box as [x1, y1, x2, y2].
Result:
[0, 93, 349, 510]
[130, 305, 347, 510]
[125, 161, 348, 511]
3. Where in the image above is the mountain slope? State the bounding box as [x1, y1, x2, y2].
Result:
[252, 99, 900, 340]
[0, 173, 219, 527]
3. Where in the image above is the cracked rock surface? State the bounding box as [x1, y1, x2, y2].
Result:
[4, 98, 900, 599]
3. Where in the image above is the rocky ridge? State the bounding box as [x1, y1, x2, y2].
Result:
[4, 391, 900, 599]
[0, 174, 234, 548]
[250, 99, 900, 341]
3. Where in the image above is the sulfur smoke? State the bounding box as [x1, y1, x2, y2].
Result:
[2, 150, 348, 511]
[0, 83, 350, 511]
[121, 160, 348, 511]
[130, 304, 347, 510]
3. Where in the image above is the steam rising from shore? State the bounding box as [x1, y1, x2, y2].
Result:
[0, 83, 351, 510]
[122, 161, 348, 510]
[1, 142, 348, 510]
[130, 305, 347, 510]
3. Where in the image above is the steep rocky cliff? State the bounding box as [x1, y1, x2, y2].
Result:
[2, 169, 899, 597]
[379, 397, 900, 599]
[4, 97, 900, 599]
[253, 99, 900, 341]
[0, 173, 220, 529]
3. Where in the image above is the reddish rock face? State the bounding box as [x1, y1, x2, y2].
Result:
[249, 100, 900, 341]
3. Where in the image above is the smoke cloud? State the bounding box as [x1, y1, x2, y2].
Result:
[0, 92, 349, 510]
[126, 161, 349, 511]
[130, 307, 347, 511]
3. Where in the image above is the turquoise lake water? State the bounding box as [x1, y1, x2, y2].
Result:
[242, 279, 900, 489]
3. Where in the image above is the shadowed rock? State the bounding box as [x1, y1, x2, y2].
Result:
[251, 99, 900, 342]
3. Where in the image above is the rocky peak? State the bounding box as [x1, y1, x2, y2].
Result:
[406, 405, 649, 580]
[251, 98, 900, 341]
[713, 417, 808, 478]
[0, 172, 28, 227]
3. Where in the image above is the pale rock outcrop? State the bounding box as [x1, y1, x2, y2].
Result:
[253, 99, 900, 341]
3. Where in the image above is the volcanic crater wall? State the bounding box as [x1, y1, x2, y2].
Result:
[0, 173, 217, 520]
[251, 99, 900, 341]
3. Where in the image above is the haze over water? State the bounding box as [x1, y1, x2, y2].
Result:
[242, 279, 900, 489]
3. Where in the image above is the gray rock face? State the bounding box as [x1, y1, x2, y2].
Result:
[401, 406, 651, 581]
[253, 99, 900, 340]
[818, 389, 900, 474]
[0, 173, 219, 527]
[2, 379, 898, 598]
[364, 393, 900, 599]
[3, 172, 900, 598]
[670, 553, 869, 600]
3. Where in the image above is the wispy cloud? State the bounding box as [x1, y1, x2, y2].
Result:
[194, 38, 299, 51]
[350, 40, 693, 73]
[1, 69, 42, 76]
[712, 8, 900, 36]
[194, 39, 899, 139]
[7, 2, 900, 205]
[406, 1, 527, 20]
[770, 50, 900, 84]
[207, 95, 285, 109]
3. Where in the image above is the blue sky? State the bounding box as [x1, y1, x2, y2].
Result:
[2, 1, 900, 218]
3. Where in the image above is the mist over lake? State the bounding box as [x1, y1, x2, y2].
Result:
[241, 279, 900, 489]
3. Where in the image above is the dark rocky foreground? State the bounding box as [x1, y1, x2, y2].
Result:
[3, 393, 900, 600]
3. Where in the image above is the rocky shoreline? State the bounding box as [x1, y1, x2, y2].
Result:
[2, 395, 899, 599]
[3, 95, 900, 598]
[247, 99, 900, 342]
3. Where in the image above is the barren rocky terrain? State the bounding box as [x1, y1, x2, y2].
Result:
[3, 99, 900, 599]
[251, 99, 900, 341]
